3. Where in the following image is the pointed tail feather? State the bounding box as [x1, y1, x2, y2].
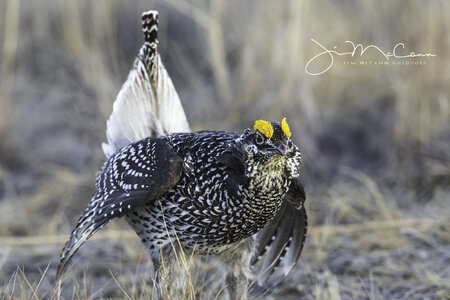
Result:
[59, 10, 190, 279]
[102, 10, 190, 158]
[140, 10, 159, 79]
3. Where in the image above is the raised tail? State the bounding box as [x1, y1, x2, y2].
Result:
[58, 10, 190, 278]
[139, 10, 159, 80]
[102, 10, 190, 158]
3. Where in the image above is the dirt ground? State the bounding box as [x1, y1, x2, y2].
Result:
[0, 1, 449, 299]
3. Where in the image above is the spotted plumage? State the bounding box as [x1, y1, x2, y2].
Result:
[125, 128, 299, 255]
[58, 10, 307, 299]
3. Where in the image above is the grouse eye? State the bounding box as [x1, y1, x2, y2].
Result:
[255, 134, 264, 145]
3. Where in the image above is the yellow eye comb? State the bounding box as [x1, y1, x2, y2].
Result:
[281, 117, 291, 138]
[254, 120, 274, 139]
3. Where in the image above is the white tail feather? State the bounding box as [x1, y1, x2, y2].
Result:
[102, 11, 190, 158]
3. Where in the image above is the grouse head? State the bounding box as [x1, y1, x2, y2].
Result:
[242, 118, 295, 161]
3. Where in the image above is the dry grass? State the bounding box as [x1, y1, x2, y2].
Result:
[0, 0, 449, 299]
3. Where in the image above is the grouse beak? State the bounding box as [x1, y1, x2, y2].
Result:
[277, 143, 288, 155]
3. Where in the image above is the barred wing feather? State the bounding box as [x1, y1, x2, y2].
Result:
[251, 177, 307, 289]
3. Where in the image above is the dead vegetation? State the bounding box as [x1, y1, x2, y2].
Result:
[0, 0, 449, 299]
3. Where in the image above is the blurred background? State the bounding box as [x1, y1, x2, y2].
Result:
[0, 0, 449, 299]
